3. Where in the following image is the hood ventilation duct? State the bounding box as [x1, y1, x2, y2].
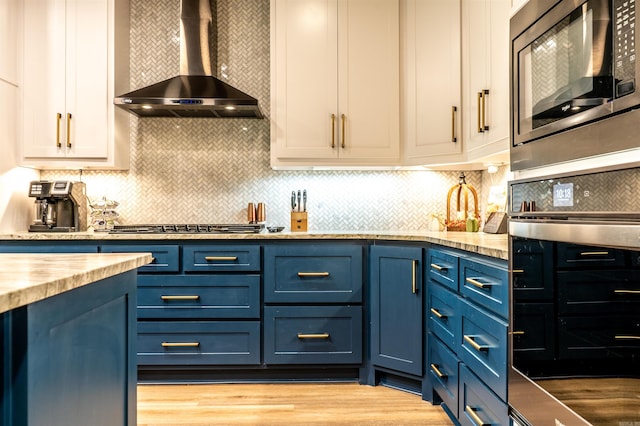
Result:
[114, 0, 263, 118]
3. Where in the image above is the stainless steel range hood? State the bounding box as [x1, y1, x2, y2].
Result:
[114, 0, 262, 118]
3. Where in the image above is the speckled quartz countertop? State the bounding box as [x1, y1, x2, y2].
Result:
[0, 252, 153, 314]
[0, 230, 508, 260]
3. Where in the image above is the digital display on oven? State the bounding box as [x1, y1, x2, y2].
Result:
[553, 182, 574, 207]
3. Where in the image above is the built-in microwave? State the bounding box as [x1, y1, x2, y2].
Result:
[510, 0, 640, 171]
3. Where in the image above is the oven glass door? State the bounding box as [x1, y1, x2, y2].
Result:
[511, 230, 640, 425]
[513, 0, 636, 146]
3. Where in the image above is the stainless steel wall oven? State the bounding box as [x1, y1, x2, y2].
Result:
[510, 0, 640, 171]
[508, 165, 640, 426]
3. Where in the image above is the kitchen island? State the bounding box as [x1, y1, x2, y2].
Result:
[0, 252, 152, 426]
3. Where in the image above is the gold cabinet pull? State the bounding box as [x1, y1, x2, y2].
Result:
[464, 335, 489, 352]
[341, 113, 346, 148]
[481, 89, 489, 131]
[161, 342, 200, 347]
[56, 113, 62, 147]
[465, 405, 489, 426]
[512, 269, 525, 273]
[466, 277, 491, 289]
[430, 363, 447, 379]
[66, 113, 72, 148]
[511, 330, 525, 335]
[615, 335, 640, 340]
[297, 333, 330, 339]
[297, 272, 330, 277]
[430, 307, 446, 319]
[430, 263, 446, 271]
[161, 295, 200, 301]
[451, 106, 457, 142]
[477, 92, 483, 133]
[614, 289, 640, 295]
[204, 256, 237, 261]
[412, 260, 418, 294]
[331, 113, 336, 148]
[580, 251, 610, 256]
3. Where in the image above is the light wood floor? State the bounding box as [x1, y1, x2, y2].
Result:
[137, 382, 453, 426]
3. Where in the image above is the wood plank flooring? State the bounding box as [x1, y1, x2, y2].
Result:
[137, 382, 453, 426]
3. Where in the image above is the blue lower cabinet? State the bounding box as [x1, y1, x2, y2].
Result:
[137, 275, 260, 319]
[137, 321, 261, 365]
[459, 298, 508, 402]
[459, 365, 508, 426]
[428, 333, 459, 418]
[263, 305, 362, 365]
[0, 243, 98, 253]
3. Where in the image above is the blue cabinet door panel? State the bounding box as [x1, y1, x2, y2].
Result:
[460, 257, 508, 318]
[263, 305, 362, 365]
[137, 321, 261, 365]
[458, 364, 508, 426]
[428, 282, 461, 351]
[137, 275, 260, 319]
[459, 299, 508, 401]
[263, 244, 363, 303]
[370, 245, 423, 376]
[101, 244, 180, 272]
[183, 245, 260, 272]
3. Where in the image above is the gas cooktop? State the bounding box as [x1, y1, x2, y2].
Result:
[109, 224, 265, 234]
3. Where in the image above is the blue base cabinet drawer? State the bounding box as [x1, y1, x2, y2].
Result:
[264, 245, 363, 303]
[459, 299, 508, 401]
[428, 282, 460, 350]
[137, 321, 261, 365]
[459, 364, 507, 426]
[460, 257, 508, 318]
[137, 275, 260, 319]
[428, 333, 459, 418]
[427, 248, 459, 292]
[263, 305, 362, 365]
[101, 244, 180, 273]
[183, 245, 260, 272]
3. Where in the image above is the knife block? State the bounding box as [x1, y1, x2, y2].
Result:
[291, 212, 308, 232]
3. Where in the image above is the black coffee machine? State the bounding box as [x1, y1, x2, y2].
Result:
[28, 181, 88, 232]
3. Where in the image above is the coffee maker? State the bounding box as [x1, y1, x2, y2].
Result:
[28, 181, 88, 232]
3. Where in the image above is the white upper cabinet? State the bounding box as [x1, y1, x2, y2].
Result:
[461, 0, 510, 162]
[402, 0, 462, 166]
[0, 0, 19, 85]
[20, 0, 130, 169]
[271, 0, 400, 168]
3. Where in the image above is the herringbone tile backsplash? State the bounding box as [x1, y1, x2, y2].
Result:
[42, 0, 508, 231]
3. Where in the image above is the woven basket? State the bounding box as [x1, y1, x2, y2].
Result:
[445, 174, 479, 232]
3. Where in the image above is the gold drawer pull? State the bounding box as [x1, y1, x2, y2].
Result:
[579, 251, 610, 256]
[464, 335, 489, 352]
[614, 289, 640, 295]
[161, 295, 200, 301]
[430, 263, 446, 271]
[161, 342, 200, 347]
[430, 307, 446, 319]
[430, 363, 447, 379]
[297, 333, 330, 339]
[297, 272, 330, 277]
[466, 277, 491, 289]
[465, 405, 489, 426]
[511, 269, 524, 273]
[511, 330, 525, 336]
[204, 256, 238, 261]
[615, 335, 640, 340]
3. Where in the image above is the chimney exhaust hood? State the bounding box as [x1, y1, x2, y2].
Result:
[114, 0, 263, 118]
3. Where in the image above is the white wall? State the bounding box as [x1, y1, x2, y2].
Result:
[0, 0, 39, 233]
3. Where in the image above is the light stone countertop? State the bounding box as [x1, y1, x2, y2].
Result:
[0, 230, 508, 260]
[0, 252, 153, 314]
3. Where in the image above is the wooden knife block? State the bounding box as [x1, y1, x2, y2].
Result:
[291, 212, 308, 232]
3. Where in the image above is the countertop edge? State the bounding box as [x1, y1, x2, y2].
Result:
[0, 253, 153, 314]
